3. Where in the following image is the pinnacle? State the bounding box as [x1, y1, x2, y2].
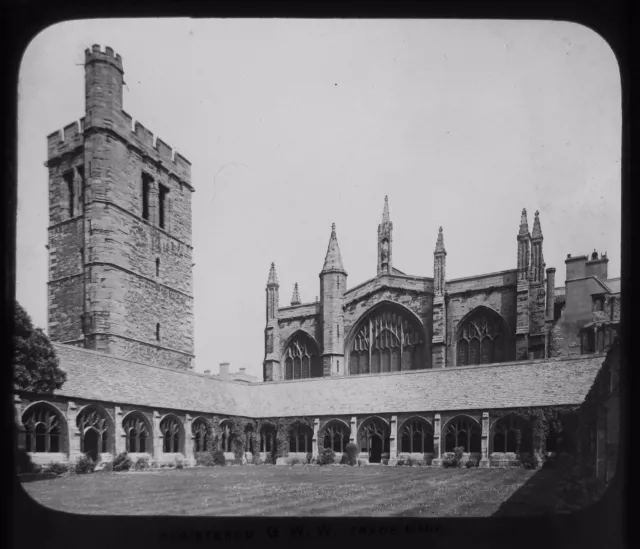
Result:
[267, 262, 279, 286]
[291, 282, 301, 305]
[435, 226, 446, 254]
[519, 208, 530, 237]
[322, 223, 346, 274]
[531, 210, 543, 239]
[382, 195, 390, 223]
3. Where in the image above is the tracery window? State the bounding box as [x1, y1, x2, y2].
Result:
[444, 417, 481, 453]
[289, 424, 313, 453]
[22, 404, 63, 453]
[322, 421, 350, 453]
[160, 415, 182, 453]
[77, 406, 109, 458]
[283, 332, 322, 380]
[123, 413, 151, 453]
[358, 417, 390, 457]
[220, 420, 234, 453]
[456, 308, 506, 366]
[399, 419, 434, 453]
[348, 305, 424, 375]
[259, 424, 277, 454]
[492, 415, 532, 453]
[192, 418, 210, 453]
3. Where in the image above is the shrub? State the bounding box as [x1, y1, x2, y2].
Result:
[75, 454, 96, 474]
[453, 446, 465, 462]
[465, 457, 479, 468]
[396, 459, 405, 467]
[521, 454, 538, 469]
[317, 447, 336, 466]
[134, 456, 150, 470]
[195, 451, 215, 467]
[175, 455, 185, 469]
[344, 442, 359, 466]
[113, 452, 132, 472]
[263, 455, 274, 465]
[251, 453, 263, 465]
[212, 450, 226, 466]
[405, 457, 414, 467]
[306, 452, 313, 464]
[47, 462, 70, 476]
[442, 456, 457, 468]
[101, 462, 113, 472]
[288, 456, 301, 466]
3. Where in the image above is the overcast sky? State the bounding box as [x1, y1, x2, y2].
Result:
[17, 19, 621, 378]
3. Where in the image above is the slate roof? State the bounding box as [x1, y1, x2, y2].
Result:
[52, 343, 604, 419]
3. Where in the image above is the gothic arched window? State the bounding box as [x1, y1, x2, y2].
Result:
[399, 418, 434, 454]
[348, 304, 424, 375]
[456, 308, 507, 366]
[322, 421, 350, 453]
[492, 415, 532, 454]
[22, 404, 65, 453]
[192, 418, 210, 453]
[283, 332, 322, 380]
[123, 412, 151, 453]
[160, 415, 182, 453]
[289, 423, 313, 453]
[77, 406, 110, 459]
[358, 417, 390, 463]
[444, 417, 481, 453]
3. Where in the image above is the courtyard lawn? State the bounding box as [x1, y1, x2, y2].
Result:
[21, 465, 576, 517]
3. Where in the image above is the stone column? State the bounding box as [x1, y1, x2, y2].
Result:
[388, 415, 398, 466]
[312, 418, 320, 458]
[67, 401, 81, 463]
[480, 412, 490, 467]
[349, 416, 357, 444]
[153, 411, 162, 462]
[184, 414, 194, 466]
[433, 413, 442, 466]
[114, 406, 126, 455]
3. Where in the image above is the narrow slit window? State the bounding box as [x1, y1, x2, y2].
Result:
[337, 360, 340, 373]
[156, 323, 161, 342]
[156, 258, 160, 277]
[158, 184, 169, 229]
[142, 173, 152, 221]
[63, 170, 75, 217]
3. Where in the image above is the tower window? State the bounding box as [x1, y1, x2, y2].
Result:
[156, 258, 160, 277]
[337, 360, 340, 373]
[142, 173, 152, 220]
[156, 323, 161, 342]
[63, 170, 75, 217]
[158, 184, 169, 229]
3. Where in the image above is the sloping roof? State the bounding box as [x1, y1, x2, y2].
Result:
[51, 343, 604, 419]
[606, 278, 621, 294]
[52, 344, 253, 416]
[391, 267, 407, 276]
[250, 355, 604, 417]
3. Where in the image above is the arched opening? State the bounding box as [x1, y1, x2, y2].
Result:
[492, 415, 532, 454]
[347, 302, 425, 375]
[358, 417, 390, 463]
[455, 307, 509, 366]
[122, 412, 152, 454]
[288, 423, 313, 454]
[321, 420, 350, 453]
[22, 403, 66, 454]
[259, 422, 277, 460]
[160, 415, 183, 454]
[77, 405, 111, 457]
[444, 416, 481, 453]
[220, 420, 235, 453]
[399, 418, 434, 454]
[192, 417, 210, 453]
[84, 428, 100, 461]
[282, 331, 322, 380]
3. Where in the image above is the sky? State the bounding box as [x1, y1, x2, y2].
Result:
[17, 19, 621, 379]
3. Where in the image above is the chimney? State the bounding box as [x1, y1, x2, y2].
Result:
[203, 369, 211, 375]
[219, 362, 230, 379]
[545, 267, 556, 320]
[565, 254, 588, 281]
[585, 249, 609, 280]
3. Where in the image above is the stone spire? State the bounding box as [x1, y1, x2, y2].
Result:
[290, 282, 301, 305]
[267, 262, 279, 287]
[382, 195, 390, 223]
[434, 226, 446, 255]
[519, 208, 530, 237]
[322, 223, 347, 274]
[377, 196, 393, 275]
[531, 210, 543, 239]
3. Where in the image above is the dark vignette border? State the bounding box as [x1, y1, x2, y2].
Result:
[2, 2, 631, 549]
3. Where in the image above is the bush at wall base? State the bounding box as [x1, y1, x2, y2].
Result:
[113, 452, 132, 471]
[75, 454, 96, 474]
[317, 448, 336, 466]
[344, 443, 359, 466]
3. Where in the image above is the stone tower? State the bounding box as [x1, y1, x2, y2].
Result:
[515, 208, 531, 359]
[320, 223, 347, 376]
[263, 263, 281, 381]
[377, 196, 393, 275]
[431, 227, 447, 368]
[46, 45, 195, 370]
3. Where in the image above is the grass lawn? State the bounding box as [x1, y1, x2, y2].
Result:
[20, 465, 584, 517]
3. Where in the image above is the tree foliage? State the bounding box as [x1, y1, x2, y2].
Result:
[13, 301, 66, 393]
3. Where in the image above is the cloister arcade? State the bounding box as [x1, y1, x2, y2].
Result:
[16, 397, 579, 467]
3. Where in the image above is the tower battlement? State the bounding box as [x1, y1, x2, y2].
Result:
[84, 44, 123, 73]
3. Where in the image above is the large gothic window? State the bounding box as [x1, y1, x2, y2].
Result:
[160, 415, 183, 453]
[444, 417, 481, 453]
[456, 308, 507, 366]
[77, 406, 110, 460]
[22, 404, 65, 453]
[399, 418, 434, 454]
[123, 412, 151, 453]
[283, 332, 322, 380]
[492, 415, 532, 454]
[348, 304, 424, 375]
[322, 421, 350, 453]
